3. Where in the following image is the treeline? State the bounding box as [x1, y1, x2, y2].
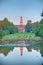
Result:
[0, 18, 43, 39]
[25, 11, 43, 37]
[0, 18, 18, 38]
[25, 19, 43, 37]
[0, 11, 43, 38]
[32, 19, 43, 37]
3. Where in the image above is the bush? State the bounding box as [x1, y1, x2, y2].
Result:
[0, 30, 9, 38]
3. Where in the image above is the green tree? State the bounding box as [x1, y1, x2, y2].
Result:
[41, 10, 43, 17]
[40, 19, 43, 24]
[32, 22, 40, 36]
[0, 30, 9, 39]
[39, 24, 43, 37]
[0, 18, 18, 38]
[25, 20, 32, 32]
[39, 19, 43, 37]
[32, 19, 43, 37]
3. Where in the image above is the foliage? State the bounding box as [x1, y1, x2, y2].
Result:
[40, 19, 43, 24]
[41, 10, 43, 17]
[32, 22, 40, 36]
[2, 32, 41, 44]
[0, 18, 18, 38]
[25, 21, 32, 32]
[32, 19, 43, 37]
[0, 30, 9, 39]
[39, 23, 43, 37]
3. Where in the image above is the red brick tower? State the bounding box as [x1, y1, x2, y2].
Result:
[19, 16, 24, 32]
[20, 16, 23, 25]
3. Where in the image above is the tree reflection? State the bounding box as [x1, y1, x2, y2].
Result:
[0, 41, 43, 57]
[31, 41, 43, 57]
[26, 46, 32, 52]
[26, 41, 43, 57]
[0, 46, 14, 56]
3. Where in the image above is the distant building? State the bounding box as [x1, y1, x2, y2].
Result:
[16, 16, 25, 32]
[16, 16, 32, 32]
[18, 16, 25, 32]
[27, 20, 32, 24]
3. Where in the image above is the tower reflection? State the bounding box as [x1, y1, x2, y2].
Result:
[20, 46, 32, 56]
[20, 46, 24, 56]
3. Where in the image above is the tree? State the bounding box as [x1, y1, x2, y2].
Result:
[39, 19, 43, 37]
[41, 10, 43, 17]
[32, 19, 43, 37]
[25, 20, 32, 32]
[32, 22, 40, 36]
[40, 19, 43, 24]
[0, 18, 18, 38]
[0, 18, 18, 33]
[0, 30, 9, 39]
[39, 24, 43, 37]
[38, 11, 43, 37]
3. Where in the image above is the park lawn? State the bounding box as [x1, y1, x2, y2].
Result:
[2, 32, 41, 43]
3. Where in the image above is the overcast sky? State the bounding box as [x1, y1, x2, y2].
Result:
[0, 0, 43, 25]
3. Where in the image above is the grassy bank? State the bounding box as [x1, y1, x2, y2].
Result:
[1, 32, 41, 43]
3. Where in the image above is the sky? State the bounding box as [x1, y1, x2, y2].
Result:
[0, 0, 43, 25]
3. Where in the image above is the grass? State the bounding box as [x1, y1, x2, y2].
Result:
[1, 32, 42, 43]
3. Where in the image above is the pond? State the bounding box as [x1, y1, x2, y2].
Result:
[0, 41, 43, 65]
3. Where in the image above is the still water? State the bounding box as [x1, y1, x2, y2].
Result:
[0, 41, 43, 65]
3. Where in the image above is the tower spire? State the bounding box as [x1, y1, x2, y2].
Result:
[18, 16, 24, 32]
[20, 16, 23, 25]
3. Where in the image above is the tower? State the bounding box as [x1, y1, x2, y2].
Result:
[19, 16, 24, 32]
[20, 16, 23, 25]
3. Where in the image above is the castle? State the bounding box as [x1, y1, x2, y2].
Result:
[16, 16, 32, 32]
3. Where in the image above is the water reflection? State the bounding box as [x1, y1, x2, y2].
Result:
[0, 41, 43, 65]
[0, 46, 14, 56]
[0, 47, 43, 65]
[18, 40, 25, 43]
[20, 46, 24, 56]
[0, 46, 32, 56]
